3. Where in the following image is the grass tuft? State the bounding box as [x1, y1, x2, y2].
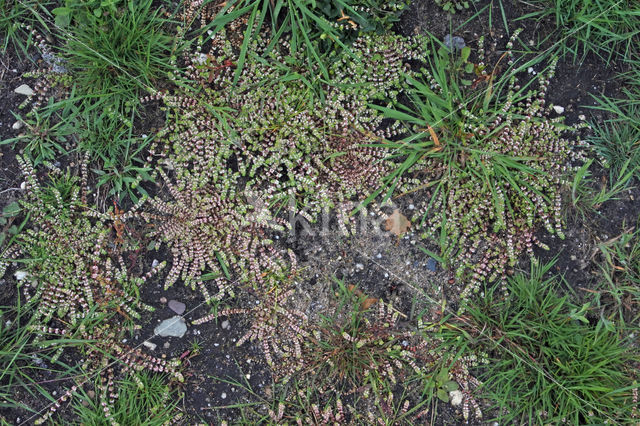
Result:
[446, 261, 639, 424]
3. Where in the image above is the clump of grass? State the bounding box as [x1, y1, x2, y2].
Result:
[304, 281, 416, 392]
[587, 94, 640, 182]
[593, 223, 640, 324]
[375, 32, 586, 305]
[57, 0, 178, 118]
[0, 0, 50, 55]
[522, 0, 640, 64]
[81, 113, 153, 204]
[0, 297, 60, 416]
[189, 0, 409, 84]
[569, 158, 636, 219]
[448, 261, 639, 424]
[73, 371, 182, 425]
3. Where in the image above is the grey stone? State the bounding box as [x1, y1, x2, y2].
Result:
[168, 299, 186, 315]
[154, 316, 187, 338]
[143, 341, 157, 350]
[426, 257, 438, 272]
[14, 84, 34, 96]
[221, 320, 230, 330]
[41, 52, 67, 73]
[444, 34, 465, 50]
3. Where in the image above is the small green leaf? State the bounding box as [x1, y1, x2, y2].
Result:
[444, 380, 459, 391]
[464, 62, 474, 73]
[215, 251, 231, 279]
[3, 201, 21, 217]
[436, 368, 449, 383]
[54, 13, 71, 27]
[93, 8, 103, 17]
[461, 46, 471, 62]
[52, 6, 71, 16]
[437, 388, 449, 402]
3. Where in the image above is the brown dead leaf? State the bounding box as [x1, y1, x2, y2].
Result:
[385, 209, 411, 237]
[347, 284, 378, 311]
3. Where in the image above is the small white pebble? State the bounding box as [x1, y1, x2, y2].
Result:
[14, 84, 34, 96]
[384, 273, 389, 278]
[152, 259, 159, 268]
[14, 271, 28, 281]
[121, 339, 127, 344]
[221, 320, 230, 330]
[376, 253, 382, 259]
[527, 67, 534, 74]
[578, 114, 586, 121]
[12, 121, 23, 130]
[408, 204, 415, 210]
[245, 374, 251, 380]
[163, 342, 170, 349]
[450, 390, 464, 406]
[221, 392, 227, 399]
[143, 341, 157, 350]
[355, 263, 364, 271]
[20, 181, 27, 190]
[553, 105, 565, 114]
